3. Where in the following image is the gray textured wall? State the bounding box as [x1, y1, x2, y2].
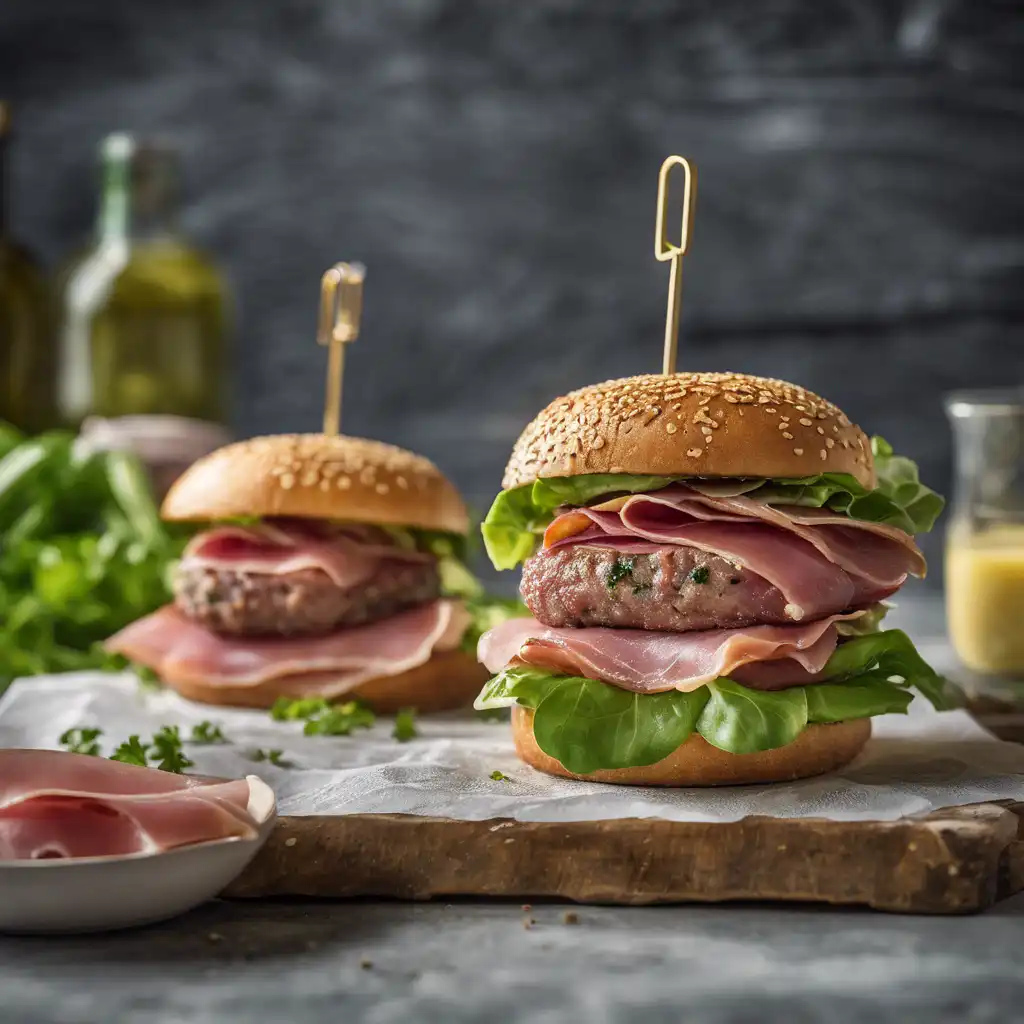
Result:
[4, 0, 1024, 586]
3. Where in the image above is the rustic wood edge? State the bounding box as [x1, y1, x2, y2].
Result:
[226, 802, 1024, 915]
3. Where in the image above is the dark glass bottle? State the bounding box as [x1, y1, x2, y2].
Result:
[0, 102, 55, 432]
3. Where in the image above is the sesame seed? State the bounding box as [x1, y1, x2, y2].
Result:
[782, 431, 794, 439]
[396, 476, 409, 489]
[826, 438, 835, 449]
[701, 426, 713, 435]
[799, 418, 813, 426]
[279, 472, 295, 490]
[793, 448, 804, 455]
[820, 449, 827, 460]
[816, 426, 825, 435]
[723, 394, 738, 403]
[666, 423, 678, 434]
[765, 408, 777, 414]
[337, 476, 352, 489]
[687, 448, 703, 457]
[592, 437, 606, 449]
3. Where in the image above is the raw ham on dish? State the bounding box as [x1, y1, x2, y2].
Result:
[542, 485, 925, 621]
[0, 750, 259, 861]
[105, 599, 469, 698]
[478, 611, 866, 694]
[180, 518, 432, 590]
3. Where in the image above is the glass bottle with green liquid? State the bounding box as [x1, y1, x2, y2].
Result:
[58, 133, 231, 494]
[0, 102, 55, 433]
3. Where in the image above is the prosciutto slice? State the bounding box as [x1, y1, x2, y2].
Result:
[478, 611, 865, 694]
[181, 518, 431, 589]
[106, 599, 468, 698]
[0, 750, 259, 861]
[543, 486, 925, 621]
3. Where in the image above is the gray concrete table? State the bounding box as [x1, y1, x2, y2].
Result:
[4, 898, 1024, 1023]
[6, 593, 1024, 1024]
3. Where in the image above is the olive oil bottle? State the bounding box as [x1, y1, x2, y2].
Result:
[0, 102, 55, 432]
[57, 133, 231, 491]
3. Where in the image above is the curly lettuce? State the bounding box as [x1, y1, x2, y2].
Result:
[474, 629, 953, 774]
[482, 436, 944, 570]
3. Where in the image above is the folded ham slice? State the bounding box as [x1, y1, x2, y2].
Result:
[106, 599, 469, 698]
[478, 611, 865, 694]
[181, 518, 431, 589]
[0, 750, 259, 861]
[543, 486, 925, 621]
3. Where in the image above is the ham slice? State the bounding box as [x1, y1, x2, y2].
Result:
[0, 750, 259, 861]
[478, 611, 865, 694]
[544, 486, 925, 621]
[181, 518, 431, 589]
[106, 600, 468, 698]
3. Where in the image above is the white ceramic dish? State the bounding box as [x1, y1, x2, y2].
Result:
[0, 775, 276, 934]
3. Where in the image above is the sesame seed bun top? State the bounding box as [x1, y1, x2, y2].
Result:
[162, 434, 470, 535]
[502, 372, 875, 491]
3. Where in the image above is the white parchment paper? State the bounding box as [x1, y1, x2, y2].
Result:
[3, 672, 1024, 823]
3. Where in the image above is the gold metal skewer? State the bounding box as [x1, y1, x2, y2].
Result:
[654, 156, 696, 376]
[317, 261, 366, 435]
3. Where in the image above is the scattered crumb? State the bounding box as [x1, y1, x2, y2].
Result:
[284, 837, 298, 848]
[360, 958, 374, 969]
[521, 903, 532, 912]
[562, 912, 580, 926]
[207, 932, 224, 943]
[522, 917, 536, 930]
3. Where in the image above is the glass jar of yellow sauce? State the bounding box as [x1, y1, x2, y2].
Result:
[945, 392, 1024, 676]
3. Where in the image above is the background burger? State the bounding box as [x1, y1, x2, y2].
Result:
[108, 433, 513, 712]
[475, 372, 951, 786]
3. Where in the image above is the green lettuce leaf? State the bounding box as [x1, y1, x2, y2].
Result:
[481, 436, 943, 569]
[696, 679, 808, 754]
[474, 629, 947, 773]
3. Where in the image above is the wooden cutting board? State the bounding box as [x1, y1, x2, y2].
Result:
[226, 801, 1024, 915]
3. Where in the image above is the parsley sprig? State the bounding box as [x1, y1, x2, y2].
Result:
[59, 719, 228, 774]
[270, 697, 376, 737]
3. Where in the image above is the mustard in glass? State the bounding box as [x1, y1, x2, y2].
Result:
[945, 390, 1024, 676]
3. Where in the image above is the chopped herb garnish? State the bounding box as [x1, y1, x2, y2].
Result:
[689, 566, 710, 585]
[150, 725, 195, 774]
[392, 708, 418, 743]
[606, 556, 636, 590]
[302, 700, 376, 737]
[190, 721, 227, 745]
[489, 770, 512, 782]
[632, 582, 652, 595]
[251, 748, 291, 767]
[270, 696, 331, 722]
[109, 735, 150, 768]
[59, 727, 103, 757]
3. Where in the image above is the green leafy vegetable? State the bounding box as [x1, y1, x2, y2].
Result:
[480, 438, 944, 568]
[251, 748, 291, 767]
[459, 594, 531, 655]
[489, 770, 512, 782]
[59, 726, 103, 756]
[696, 680, 807, 754]
[0, 426, 188, 695]
[190, 721, 227, 745]
[109, 735, 150, 768]
[271, 696, 376, 736]
[149, 725, 194, 774]
[475, 627, 948, 773]
[689, 566, 710, 585]
[392, 708, 418, 742]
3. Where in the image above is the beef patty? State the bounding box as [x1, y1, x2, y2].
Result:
[520, 545, 794, 633]
[174, 559, 441, 637]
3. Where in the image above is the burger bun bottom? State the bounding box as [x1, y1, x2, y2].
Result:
[163, 648, 489, 714]
[511, 707, 871, 786]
